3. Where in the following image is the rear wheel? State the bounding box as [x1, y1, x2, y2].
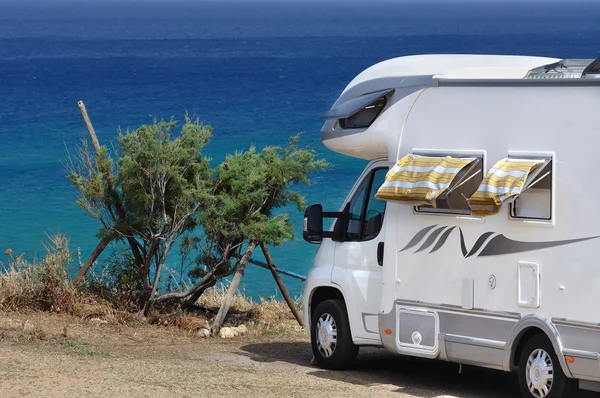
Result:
[518, 334, 572, 398]
[310, 299, 358, 369]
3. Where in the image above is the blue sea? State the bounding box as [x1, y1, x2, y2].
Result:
[1, 0, 600, 298]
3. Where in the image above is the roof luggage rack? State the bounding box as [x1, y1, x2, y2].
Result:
[525, 56, 600, 79]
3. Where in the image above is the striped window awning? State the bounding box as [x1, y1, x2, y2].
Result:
[375, 154, 478, 206]
[468, 158, 547, 216]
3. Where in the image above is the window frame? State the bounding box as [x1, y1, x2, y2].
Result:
[409, 149, 487, 218]
[507, 152, 555, 225]
[337, 166, 388, 242]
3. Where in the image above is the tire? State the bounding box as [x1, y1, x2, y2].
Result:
[310, 299, 358, 369]
[518, 334, 573, 398]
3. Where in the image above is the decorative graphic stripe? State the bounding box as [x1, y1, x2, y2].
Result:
[430, 226, 456, 253]
[459, 228, 468, 257]
[478, 235, 600, 257]
[415, 226, 447, 253]
[466, 232, 495, 258]
[400, 225, 600, 258]
[399, 225, 438, 252]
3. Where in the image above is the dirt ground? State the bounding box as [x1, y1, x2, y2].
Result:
[0, 312, 597, 398]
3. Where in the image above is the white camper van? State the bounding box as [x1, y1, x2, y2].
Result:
[302, 54, 600, 398]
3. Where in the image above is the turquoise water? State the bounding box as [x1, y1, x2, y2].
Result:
[1, 0, 600, 298]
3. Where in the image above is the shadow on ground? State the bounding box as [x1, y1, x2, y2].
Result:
[241, 342, 598, 398]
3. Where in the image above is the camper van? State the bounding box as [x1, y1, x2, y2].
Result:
[302, 54, 600, 398]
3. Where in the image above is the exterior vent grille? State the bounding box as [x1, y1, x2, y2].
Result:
[525, 72, 581, 80]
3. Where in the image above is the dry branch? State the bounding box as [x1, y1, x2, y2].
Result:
[260, 242, 304, 327]
[211, 240, 258, 335]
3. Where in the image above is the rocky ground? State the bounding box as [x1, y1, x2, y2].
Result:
[0, 311, 596, 398]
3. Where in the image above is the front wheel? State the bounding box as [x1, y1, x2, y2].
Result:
[310, 299, 358, 369]
[518, 334, 573, 398]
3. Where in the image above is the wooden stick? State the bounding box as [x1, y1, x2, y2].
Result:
[75, 101, 145, 285]
[260, 242, 305, 328]
[232, 254, 305, 281]
[77, 101, 101, 154]
[211, 240, 258, 336]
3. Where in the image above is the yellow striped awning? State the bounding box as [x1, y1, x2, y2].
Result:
[468, 158, 544, 216]
[375, 154, 477, 207]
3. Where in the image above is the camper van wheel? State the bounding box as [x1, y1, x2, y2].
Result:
[311, 299, 358, 370]
[518, 334, 570, 398]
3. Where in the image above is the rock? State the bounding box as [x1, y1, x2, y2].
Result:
[233, 324, 248, 336]
[0, 318, 33, 331]
[219, 327, 236, 339]
[89, 318, 108, 326]
[196, 328, 210, 338]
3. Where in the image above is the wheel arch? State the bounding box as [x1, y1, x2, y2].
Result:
[309, 286, 346, 328]
[506, 315, 573, 378]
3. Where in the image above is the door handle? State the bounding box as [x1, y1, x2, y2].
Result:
[377, 242, 384, 266]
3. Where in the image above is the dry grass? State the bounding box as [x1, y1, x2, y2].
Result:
[0, 257, 37, 311]
[1, 238, 303, 337]
[1, 234, 75, 313]
[196, 282, 303, 325]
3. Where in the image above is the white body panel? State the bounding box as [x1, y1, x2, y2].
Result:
[304, 54, 600, 388]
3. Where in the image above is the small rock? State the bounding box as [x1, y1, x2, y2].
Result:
[219, 327, 236, 339]
[233, 324, 248, 336]
[89, 318, 108, 326]
[0, 318, 32, 331]
[196, 328, 210, 338]
[200, 320, 210, 330]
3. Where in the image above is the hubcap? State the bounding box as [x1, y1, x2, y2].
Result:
[526, 348, 554, 398]
[316, 313, 337, 358]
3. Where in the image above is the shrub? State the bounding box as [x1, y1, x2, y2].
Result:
[0, 233, 75, 312]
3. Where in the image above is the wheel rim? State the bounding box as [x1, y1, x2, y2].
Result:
[526, 348, 554, 398]
[316, 313, 337, 358]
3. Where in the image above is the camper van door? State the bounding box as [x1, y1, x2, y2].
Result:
[331, 162, 388, 341]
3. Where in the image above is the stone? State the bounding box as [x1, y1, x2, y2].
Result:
[0, 318, 32, 331]
[219, 327, 236, 339]
[89, 318, 108, 326]
[233, 324, 248, 336]
[196, 328, 210, 338]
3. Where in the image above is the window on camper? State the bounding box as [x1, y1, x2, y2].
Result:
[343, 168, 388, 241]
[318, 89, 393, 130]
[414, 156, 484, 215]
[510, 159, 553, 220]
[339, 96, 387, 129]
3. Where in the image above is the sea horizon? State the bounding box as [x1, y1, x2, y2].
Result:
[2, 0, 600, 297]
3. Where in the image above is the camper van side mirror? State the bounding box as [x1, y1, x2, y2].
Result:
[303, 204, 324, 244]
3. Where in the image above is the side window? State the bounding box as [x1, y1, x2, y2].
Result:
[510, 160, 553, 220]
[415, 156, 484, 215]
[344, 167, 388, 241]
[363, 168, 387, 240]
[345, 177, 369, 241]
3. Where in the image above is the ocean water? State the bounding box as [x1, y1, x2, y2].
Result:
[1, 0, 600, 298]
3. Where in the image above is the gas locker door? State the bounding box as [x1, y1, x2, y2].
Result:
[332, 164, 388, 342]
